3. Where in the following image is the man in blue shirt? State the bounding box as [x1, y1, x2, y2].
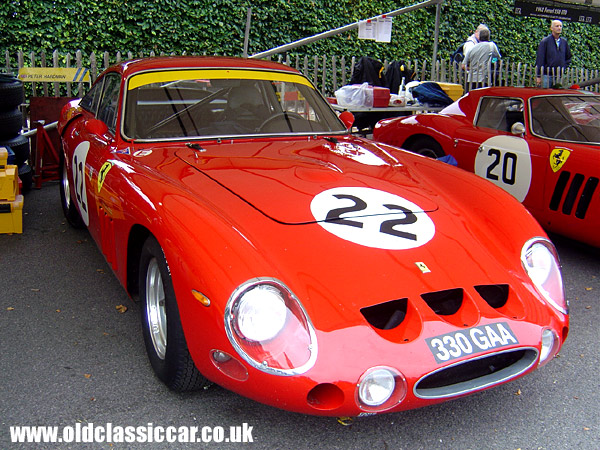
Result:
[535, 20, 572, 88]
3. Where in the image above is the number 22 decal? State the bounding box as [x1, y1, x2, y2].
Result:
[311, 187, 435, 250]
[325, 194, 418, 241]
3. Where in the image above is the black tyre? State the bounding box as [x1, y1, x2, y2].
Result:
[139, 235, 208, 392]
[59, 151, 85, 228]
[0, 134, 30, 167]
[18, 162, 33, 193]
[0, 109, 23, 139]
[0, 74, 24, 111]
[409, 137, 445, 158]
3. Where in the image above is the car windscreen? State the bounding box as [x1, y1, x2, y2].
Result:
[529, 95, 600, 143]
[122, 69, 346, 140]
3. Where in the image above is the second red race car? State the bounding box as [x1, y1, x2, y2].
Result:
[373, 86, 600, 247]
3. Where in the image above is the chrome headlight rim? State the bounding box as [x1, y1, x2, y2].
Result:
[520, 237, 567, 315]
[224, 277, 318, 376]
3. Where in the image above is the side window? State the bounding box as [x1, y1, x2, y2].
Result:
[96, 74, 121, 133]
[79, 79, 103, 114]
[476, 97, 523, 132]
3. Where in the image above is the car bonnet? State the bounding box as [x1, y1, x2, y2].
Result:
[175, 137, 439, 225]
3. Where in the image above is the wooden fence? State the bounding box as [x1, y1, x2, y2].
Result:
[4, 49, 600, 99]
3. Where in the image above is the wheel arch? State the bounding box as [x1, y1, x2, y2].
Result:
[126, 224, 152, 301]
[402, 133, 443, 152]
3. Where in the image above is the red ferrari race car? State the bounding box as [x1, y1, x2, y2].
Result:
[373, 86, 600, 247]
[57, 57, 568, 416]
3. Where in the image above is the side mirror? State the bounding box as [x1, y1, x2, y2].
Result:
[338, 111, 355, 130]
[85, 118, 109, 135]
[511, 122, 525, 136]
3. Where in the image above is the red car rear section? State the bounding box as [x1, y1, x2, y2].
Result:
[58, 58, 569, 416]
[373, 87, 600, 248]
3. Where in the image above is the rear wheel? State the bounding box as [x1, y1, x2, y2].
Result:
[409, 137, 445, 158]
[139, 235, 209, 391]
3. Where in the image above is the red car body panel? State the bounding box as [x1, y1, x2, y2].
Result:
[58, 59, 568, 416]
[373, 86, 600, 247]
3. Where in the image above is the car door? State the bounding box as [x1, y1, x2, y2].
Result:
[452, 96, 545, 210]
[66, 72, 121, 253]
[530, 95, 600, 243]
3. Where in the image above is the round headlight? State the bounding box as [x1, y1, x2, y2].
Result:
[358, 368, 396, 407]
[225, 278, 318, 375]
[235, 285, 287, 342]
[521, 238, 567, 314]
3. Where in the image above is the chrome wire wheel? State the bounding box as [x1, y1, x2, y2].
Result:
[145, 257, 167, 360]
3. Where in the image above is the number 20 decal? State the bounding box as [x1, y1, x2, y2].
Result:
[486, 149, 517, 185]
[311, 187, 435, 250]
[474, 136, 532, 203]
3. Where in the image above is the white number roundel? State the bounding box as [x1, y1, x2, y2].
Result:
[71, 141, 90, 226]
[474, 136, 532, 203]
[310, 187, 435, 250]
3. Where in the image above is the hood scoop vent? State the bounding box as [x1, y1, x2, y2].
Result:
[360, 298, 408, 330]
[475, 284, 509, 309]
[421, 288, 463, 316]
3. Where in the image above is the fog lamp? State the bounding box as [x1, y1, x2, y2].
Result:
[358, 368, 396, 406]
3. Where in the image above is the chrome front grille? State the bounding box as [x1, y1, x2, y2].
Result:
[414, 348, 538, 399]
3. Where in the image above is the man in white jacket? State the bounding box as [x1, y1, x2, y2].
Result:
[463, 28, 501, 89]
[463, 24, 488, 58]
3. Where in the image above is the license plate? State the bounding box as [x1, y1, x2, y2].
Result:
[426, 322, 519, 364]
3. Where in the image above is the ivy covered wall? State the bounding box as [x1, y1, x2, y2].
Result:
[1, 0, 598, 68]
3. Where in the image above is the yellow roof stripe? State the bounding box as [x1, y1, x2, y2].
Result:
[128, 69, 313, 90]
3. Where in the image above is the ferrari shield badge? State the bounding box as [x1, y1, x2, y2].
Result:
[550, 148, 571, 173]
[98, 161, 113, 193]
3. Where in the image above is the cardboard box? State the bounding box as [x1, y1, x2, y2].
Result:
[0, 194, 23, 234]
[437, 82, 464, 101]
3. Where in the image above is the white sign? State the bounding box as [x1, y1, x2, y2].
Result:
[358, 17, 393, 42]
[376, 17, 393, 43]
[358, 20, 376, 40]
